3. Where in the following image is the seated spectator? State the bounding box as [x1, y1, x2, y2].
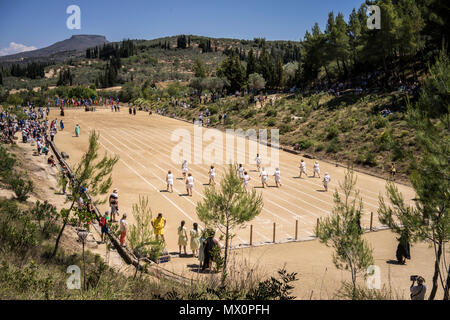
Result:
[42, 145, 49, 155]
[47, 155, 56, 166]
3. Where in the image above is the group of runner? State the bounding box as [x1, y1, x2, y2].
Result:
[164, 155, 332, 195]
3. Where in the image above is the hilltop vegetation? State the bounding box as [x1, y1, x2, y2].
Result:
[0, 0, 448, 180]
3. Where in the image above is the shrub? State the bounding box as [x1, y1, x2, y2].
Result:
[0, 146, 16, 182]
[339, 118, 356, 132]
[208, 105, 219, 115]
[0, 199, 39, 255]
[265, 108, 277, 117]
[363, 151, 377, 167]
[224, 118, 233, 126]
[266, 118, 276, 127]
[315, 144, 325, 152]
[325, 125, 340, 140]
[375, 127, 394, 151]
[209, 116, 217, 125]
[279, 123, 292, 134]
[245, 269, 298, 300]
[29, 201, 60, 240]
[374, 116, 388, 129]
[243, 109, 256, 119]
[7, 174, 33, 202]
[297, 139, 314, 150]
[391, 142, 406, 162]
[282, 115, 292, 124]
[326, 138, 341, 153]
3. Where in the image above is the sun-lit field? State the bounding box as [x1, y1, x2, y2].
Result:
[54, 107, 416, 251]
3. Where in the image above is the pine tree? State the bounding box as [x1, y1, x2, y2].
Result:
[379, 51, 450, 300]
[246, 49, 258, 79]
[197, 164, 263, 282]
[51, 131, 119, 258]
[316, 168, 374, 299]
[217, 51, 246, 92]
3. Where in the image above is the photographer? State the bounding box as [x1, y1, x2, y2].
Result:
[410, 276, 426, 300]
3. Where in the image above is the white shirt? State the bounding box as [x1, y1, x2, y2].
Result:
[167, 173, 173, 184]
[301, 161, 306, 170]
[238, 167, 244, 178]
[187, 176, 194, 186]
[210, 168, 215, 177]
[261, 170, 268, 180]
[120, 219, 128, 232]
[274, 170, 281, 181]
[324, 174, 330, 183]
[243, 174, 250, 185]
[182, 163, 188, 172]
[255, 156, 262, 164]
[314, 163, 320, 171]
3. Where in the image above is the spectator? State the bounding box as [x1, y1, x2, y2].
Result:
[75, 124, 80, 137]
[396, 232, 411, 265]
[190, 223, 201, 258]
[201, 229, 221, 272]
[47, 155, 56, 167]
[198, 230, 206, 269]
[152, 213, 166, 242]
[77, 196, 84, 211]
[109, 189, 119, 222]
[41, 145, 49, 156]
[119, 214, 128, 247]
[178, 220, 188, 256]
[410, 276, 426, 300]
[390, 162, 397, 180]
[323, 172, 331, 192]
[99, 211, 110, 243]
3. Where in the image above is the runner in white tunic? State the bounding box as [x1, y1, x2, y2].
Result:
[255, 154, 262, 171]
[323, 172, 331, 192]
[208, 166, 216, 186]
[181, 160, 188, 178]
[243, 171, 251, 192]
[313, 161, 321, 178]
[238, 164, 245, 181]
[260, 167, 269, 188]
[186, 173, 194, 197]
[166, 170, 174, 193]
[273, 168, 282, 188]
[299, 159, 307, 178]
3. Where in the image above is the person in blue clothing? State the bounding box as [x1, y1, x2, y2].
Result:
[60, 120, 64, 131]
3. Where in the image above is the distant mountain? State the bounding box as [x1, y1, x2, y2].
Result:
[0, 35, 108, 63]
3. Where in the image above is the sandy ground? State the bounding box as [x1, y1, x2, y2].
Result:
[52, 107, 416, 250]
[161, 229, 447, 299]
[42, 107, 447, 300]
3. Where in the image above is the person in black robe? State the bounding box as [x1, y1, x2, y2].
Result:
[396, 232, 411, 264]
[201, 230, 221, 272]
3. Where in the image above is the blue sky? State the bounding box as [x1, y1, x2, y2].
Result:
[0, 0, 364, 54]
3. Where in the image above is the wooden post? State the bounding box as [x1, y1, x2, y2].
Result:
[273, 223, 276, 243]
[250, 225, 253, 246]
[295, 220, 298, 240]
[370, 212, 373, 232]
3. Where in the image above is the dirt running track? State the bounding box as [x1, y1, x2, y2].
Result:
[53, 108, 416, 252]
